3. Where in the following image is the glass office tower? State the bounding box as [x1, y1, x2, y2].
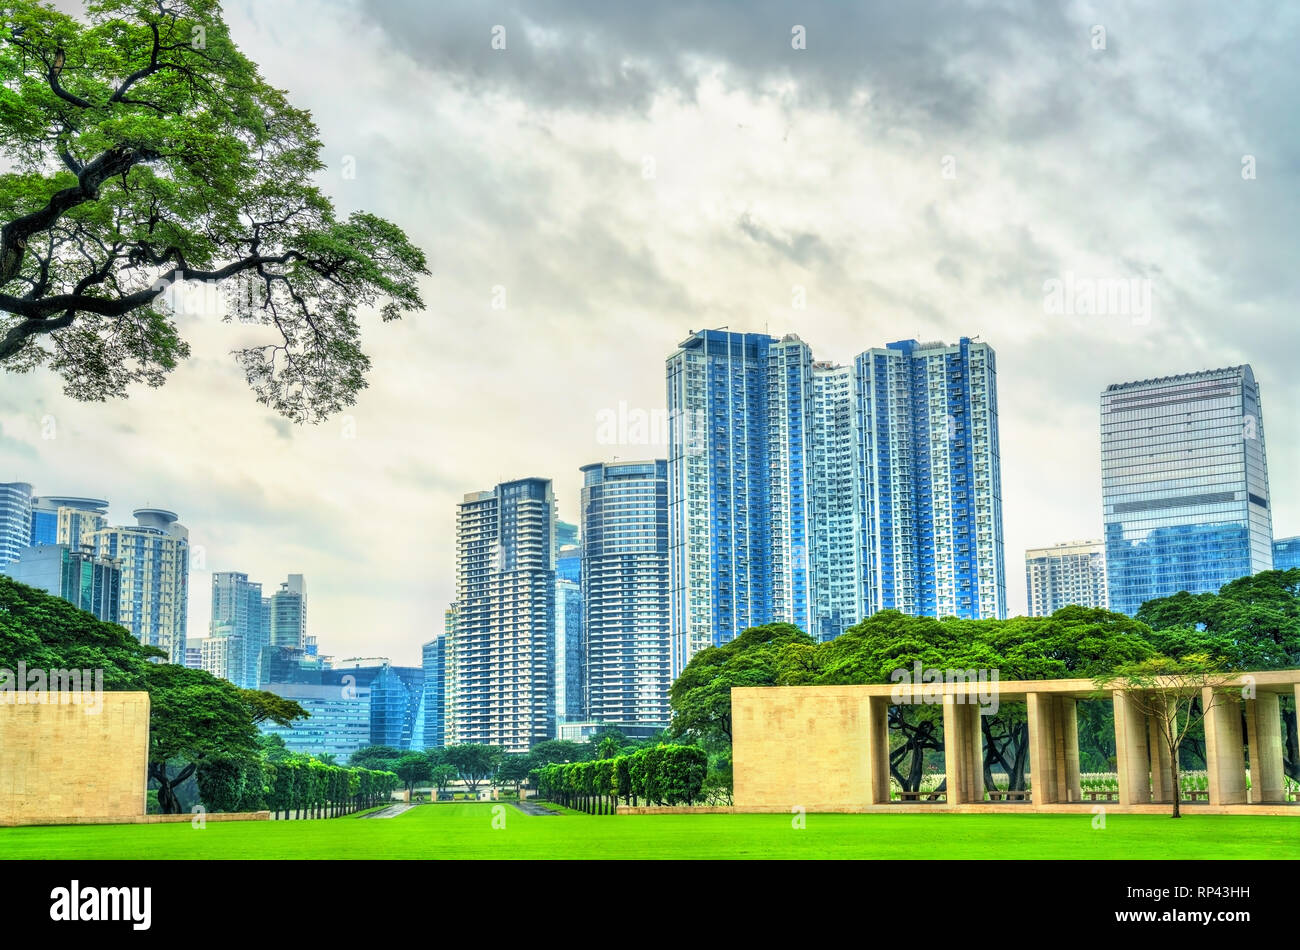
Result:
[0, 482, 33, 567]
[1101, 366, 1273, 616]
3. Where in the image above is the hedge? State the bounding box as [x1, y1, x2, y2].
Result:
[197, 756, 400, 819]
[532, 744, 708, 813]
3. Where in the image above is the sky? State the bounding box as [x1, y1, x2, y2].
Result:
[2, 0, 1297, 665]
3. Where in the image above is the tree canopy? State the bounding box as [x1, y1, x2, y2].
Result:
[0, 0, 427, 421]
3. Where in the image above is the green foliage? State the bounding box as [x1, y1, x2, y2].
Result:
[535, 744, 708, 812]
[443, 744, 503, 792]
[0, 0, 428, 420]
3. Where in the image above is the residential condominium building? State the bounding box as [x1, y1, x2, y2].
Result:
[94, 508, 190, 663]
[1273, 536, 1300, 572]
[0, 482, 32, 568]
[452, 477, 556, 752]
[1101, 366, 1274, 616]
[209, 571, 268, 688]
[1024, 541, 1108, 616]
[579, 459, 672, 729]
[666, 330, 1006, 671]
[31, 496, 108, 549]
[269, 574, 307, 648]
[2, 542, 122, 622]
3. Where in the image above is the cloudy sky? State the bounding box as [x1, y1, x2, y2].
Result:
[2, 0, 1297, 664]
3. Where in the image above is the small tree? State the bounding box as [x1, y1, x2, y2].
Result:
[429, 763, 459, 799]
[1096, 653, 1238, 818]
[393, 753, 432, 798]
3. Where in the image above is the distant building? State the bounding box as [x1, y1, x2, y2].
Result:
[183, 639, 203, 670]
[31, 496, 109, 550]
[94, 509, 189, 663]
[580, 459, 671, 729]
[258, 682, 372, 763]
[451, 478, 556, 752]
[421, 632, 447, 750]
[666, 331, 1006, 673]
[442, 603, 458, 745]
[1024, 541, 1108, 616]
[325, 658, 425, 750]
[0, 482, 33, 568]
[1102, 366, 1274, 615]
[209, 571, 267, 688]
[1273, 537, 1300, 572]
[555, 578, 584, 724]
[269, 574, 306, 648]
[2, 542, 121, 623]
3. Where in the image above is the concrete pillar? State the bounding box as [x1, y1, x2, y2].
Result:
[1245, 692, 1285, 804]
[1203, 687, 1246, 806]
[866, 695, 891, 805]
[1061, 697, 1081, 803]
[943, 696, 983, 804]
[1113, 690, 1151, 805]
[1146, 695, 1175, 803]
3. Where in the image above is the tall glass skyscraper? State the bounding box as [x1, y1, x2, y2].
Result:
[421, 632, 447, 749]
[0, 482, 32, 568]
[1101, 366, 1274, 616]
[452, 477, 556, 752]
[31, 496, 108, 549]
[580, 459, 671, 728]
[667, 331, 1005, 671]
[94, 508, 190, 663]
[210, 571, 268, 688]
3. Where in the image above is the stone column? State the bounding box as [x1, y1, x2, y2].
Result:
[1203, 687, 1246, 806]
[1028, 694, 1081, 804]
[1245, 692, 1285, 804]
[1113, 690, 1151, 805]
[943, 696, 983, 804]
[866, 695, 892, 805]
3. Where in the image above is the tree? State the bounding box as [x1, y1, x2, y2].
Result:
[1096, 654, 1239, 818]
[429, 763, 458, 797]
[144, 662, 261, 813]
[444, 744, 503, 793]
[0, 0, 427, 421]
[347, 745, 405, 772]
[393, 753, 431, 796]
[495, 754, 531, 794]
[237, 688, 308, 728]
[526, 739, 587, 769]
[669, 623, 816, 746]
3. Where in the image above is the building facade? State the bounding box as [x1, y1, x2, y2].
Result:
[451, 478, 556, 752]
[2, 542, 121, 622]
[1273, 536, 1300, 572]
[209, 571, 267, 688]
[0, 482, 32, 568]
[94, 509, 189, 663]
[422, 632, 447, 750]
[580, 459, 672, 729]
[1102, 366, 1273, 616]
[269, 574, 306, 648]
[1024, 541, 1108, 616]
[666, 330, 1006, 672]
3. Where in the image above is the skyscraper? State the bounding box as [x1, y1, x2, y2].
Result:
[451, 477, 556, 752]
[422, 632, 447, 749]
[94, 508, 190, 663]
[270, 574, 306, 649]
[0, 482, 32, 567]
[555, 578, 584, 724]
[853, 338, 1006, 621]
[31, 496, 109, 549]
[666, 330, 1006, 671]
[2, 542, 121, 622]
[580, 460, 672, 729]
[1101, 366, 1273, 616]
[210, 571, 268, 688]
[1024, 541, 1108, 616]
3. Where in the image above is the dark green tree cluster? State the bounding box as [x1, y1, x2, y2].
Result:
[196, 753, 398, 818]
[533, 745, 707, 813]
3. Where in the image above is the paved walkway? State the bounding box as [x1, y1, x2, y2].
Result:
[512, 801, 562, 816]
[359, 803, 416, 819]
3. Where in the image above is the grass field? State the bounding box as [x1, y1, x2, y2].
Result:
[2, 804, 1297, 859]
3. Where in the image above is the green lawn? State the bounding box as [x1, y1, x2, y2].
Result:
[1, 805, 1296, 859]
